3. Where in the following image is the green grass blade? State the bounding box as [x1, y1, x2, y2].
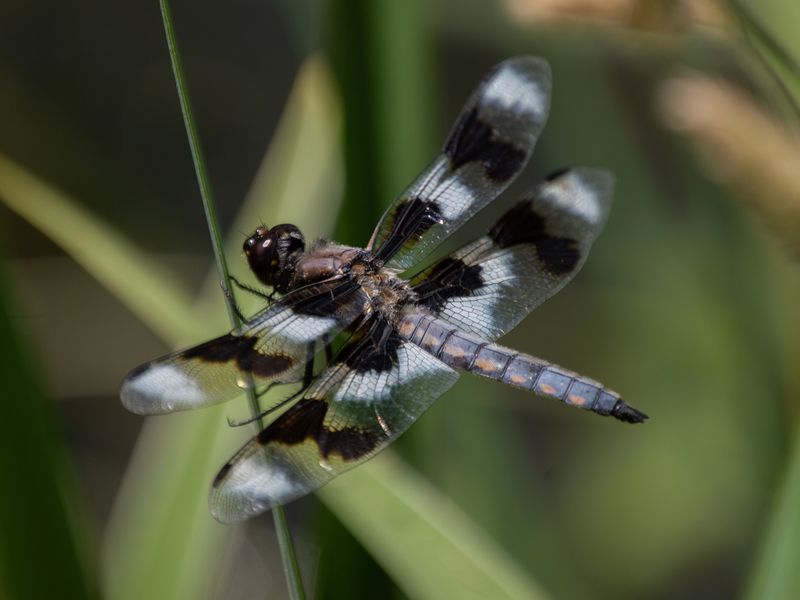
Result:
[0, 156, 232, 600]
[103, 408, 236, 600]
[0, 153, 197, 343]
[319, 453, 550, 600]
[745, 422, 800, 599]
[157, 1, 304, 596]
[157, 0, 240, 330]
[720, 9, 800, 593]
[0, 264, 98, 600]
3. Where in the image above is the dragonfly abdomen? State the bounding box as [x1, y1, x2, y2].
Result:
[398, 313, 646, 423]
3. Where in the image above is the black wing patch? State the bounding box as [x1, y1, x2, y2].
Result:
[488, 197, 581, 275]
[413, 257, 484, 313]
[368, 56, 551, 271]
[208, 317, 459, 522]
[182, 335, 295, 378]
[411, 168, 615, 340]
[444, 107, 527, 182]
[256, 398, 380, 461]
[120, 278, 365, 415]
[369, 198, 444, 269]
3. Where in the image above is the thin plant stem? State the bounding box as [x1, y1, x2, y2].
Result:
[157, 1, 306, 598]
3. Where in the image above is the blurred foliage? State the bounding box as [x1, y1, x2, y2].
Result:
[0, 261, 97, 599]
[1, 0, 800, 599]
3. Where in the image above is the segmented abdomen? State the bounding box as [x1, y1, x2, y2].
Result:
[396, 313, 623, 416]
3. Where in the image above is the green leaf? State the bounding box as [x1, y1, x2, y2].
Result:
[745, 422, 800, 600]
[319, 453, 550, 600]
[0, 154, 198, 344]
[0, 143, 238, 600]
[0, 263, 97, 600]
[103, 408, 238, 600]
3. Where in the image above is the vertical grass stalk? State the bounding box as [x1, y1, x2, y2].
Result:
[157, 1, 305, 597]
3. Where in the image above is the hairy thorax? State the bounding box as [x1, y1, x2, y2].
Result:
[291, 240, 417, 323]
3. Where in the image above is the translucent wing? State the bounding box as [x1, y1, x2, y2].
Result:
[120, 279, 365, 415]
[368, 56, 551, 272]
[209, 318, 459, 522]
[411, 168, 614, 340]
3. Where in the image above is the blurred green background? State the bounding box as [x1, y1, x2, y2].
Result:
[1, 1, 799, 599]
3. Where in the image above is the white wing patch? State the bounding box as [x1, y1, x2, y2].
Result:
[210, 454, 302, 522]
[430, 176, 477, 222]
[121, 364, 210, 415]
[269, 314, 338, 344]
[542, 170, 610, 225]
[483, 60, 549, 119]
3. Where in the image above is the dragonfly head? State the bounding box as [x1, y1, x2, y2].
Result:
[243, 224, 305, 292]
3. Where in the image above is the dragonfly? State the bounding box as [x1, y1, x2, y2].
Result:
[121, 56, 647, 523]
